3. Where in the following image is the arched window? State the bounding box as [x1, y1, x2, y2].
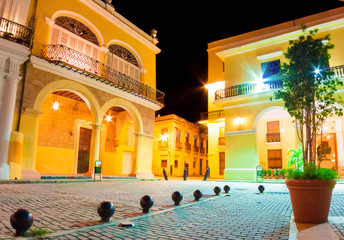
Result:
[50, 16, 99, 59]
[107, 44, 140, 81]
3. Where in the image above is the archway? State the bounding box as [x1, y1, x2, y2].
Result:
[36, 90, 97, 175]
[100, 98, 142, 176]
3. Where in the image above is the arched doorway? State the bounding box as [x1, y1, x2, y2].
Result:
[100, 106, 138, 176]
[36, 90, 96, 175]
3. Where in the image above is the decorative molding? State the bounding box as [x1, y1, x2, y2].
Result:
[257, 51, 283, 61]
[24, 108, 43, 117]
[225, 168, 256, 171]
[135, 132, 154, 139]
[44, 16, 55, 26]
[225, 129, 257, 136]
[222, 99, 283, 110]
[51, 10, 105, 46]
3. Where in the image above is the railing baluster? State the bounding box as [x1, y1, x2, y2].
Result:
[41, 44, 164, 105]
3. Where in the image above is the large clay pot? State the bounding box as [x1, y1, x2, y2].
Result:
[285, 179, 336, 223]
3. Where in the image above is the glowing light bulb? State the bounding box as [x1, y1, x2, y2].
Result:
[160, 133, 169, 142]
[105, 115, 112, 122]
[52, 101, 59, 110]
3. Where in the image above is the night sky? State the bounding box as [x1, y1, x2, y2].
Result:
[113, 1, 344, 122]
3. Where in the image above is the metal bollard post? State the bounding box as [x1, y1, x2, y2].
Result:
[10, 208, 34, 236]
[183, 168, 187, 181]
[203, 168, 210, 181]
[163, 168, 168, 180]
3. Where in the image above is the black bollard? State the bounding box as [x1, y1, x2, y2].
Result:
[203, 168, 210, 181]
[140, 195, 154, 213]
[214, 186, 221, 195]
[97, 201, 115, 223]
[223, 185, 230, 193]
[171, 191, 183, 205]
[163, 168, 168, 180]
[183, 168, 188, 181]
[10, 208, 34, 236]
[258, 185, 265, 194]
[193, 190, 203, 201]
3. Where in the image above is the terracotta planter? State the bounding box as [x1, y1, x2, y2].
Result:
[285, 179, 336, 223]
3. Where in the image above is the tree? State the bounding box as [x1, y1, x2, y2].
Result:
[272, 26, 343, 164]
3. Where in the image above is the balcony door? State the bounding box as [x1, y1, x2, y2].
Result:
[50, 16, 100, 60]
[107, 44, 140, 81]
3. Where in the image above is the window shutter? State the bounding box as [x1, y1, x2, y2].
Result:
[50, 27, 60, 44]
[60, 32, 68, 45]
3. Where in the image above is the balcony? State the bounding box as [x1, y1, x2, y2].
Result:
[193, 146, 199, 153]
[266, 132, 281, 143]
[0, 17, 34, 47]
[41, 44, 165, 105]
[215, 65, 344, 101]
[185, 143, 191, 152]
[215, 79, 282, 100]
[158, 141, 169, 149]
[200, 110, 225, 121]
[175, 141, 182, 150]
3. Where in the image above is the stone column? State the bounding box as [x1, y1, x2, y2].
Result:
[135, 133, 154, 179]
[20, 108, 42, 179]
[85, 123, 102, 177]
[0, 74, 20, 179]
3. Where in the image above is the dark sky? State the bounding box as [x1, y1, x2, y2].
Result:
[112, 1, 344, 122]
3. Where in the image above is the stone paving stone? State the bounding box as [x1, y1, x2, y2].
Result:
[0, 181, 343, 239]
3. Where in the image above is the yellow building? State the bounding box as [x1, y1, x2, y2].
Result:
[0, 0, 164, 179]
[153, 114, 208, 177]
[204, 7, 344, 180]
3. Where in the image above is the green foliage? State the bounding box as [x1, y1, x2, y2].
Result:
[280, 168, 287, 176]
[271, 26, 343, 164]
[28, 228, 53, 237]
[286, 162, 337, 180]
[274, 169, 280, 175]
[267, 169, 272, 176]
[263, 169, 267, 176]
[287, 148, 303, 170]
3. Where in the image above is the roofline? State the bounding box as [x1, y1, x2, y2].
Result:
[80, 0, 161, 54]
[208, 7, 344, 59]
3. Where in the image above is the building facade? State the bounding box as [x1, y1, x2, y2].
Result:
[153, 114, 208, 177]
[204, 7, 344, 180]
[0, 0, 164, 179]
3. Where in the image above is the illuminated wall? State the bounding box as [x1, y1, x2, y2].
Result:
[207, 7, 344, 180]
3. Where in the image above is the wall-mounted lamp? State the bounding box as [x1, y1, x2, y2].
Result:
[235, 117, 244, 125]
[52, 101, 59, 111]
[160, 133, 169, 142]
[105, 115, 112, 122]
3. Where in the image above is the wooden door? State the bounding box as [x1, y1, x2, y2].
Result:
[77, 128, 92, 174]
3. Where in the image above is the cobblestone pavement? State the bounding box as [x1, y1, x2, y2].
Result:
[0, 180, 343, 239]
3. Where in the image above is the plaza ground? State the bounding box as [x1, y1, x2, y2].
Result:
[0, 180, 343, 239]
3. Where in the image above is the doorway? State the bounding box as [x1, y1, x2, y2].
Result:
[122, 151, 132, 175]
[77, 128, 92, 174]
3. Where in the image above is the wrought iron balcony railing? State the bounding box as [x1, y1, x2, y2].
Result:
[200, 110, 225, 121]
[41, 44, 165, 105]
[266, 132, 281, 143]
[215, 65, 344, 101]
[0, 17, 33, 47]
[215, 79, 282, 100]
